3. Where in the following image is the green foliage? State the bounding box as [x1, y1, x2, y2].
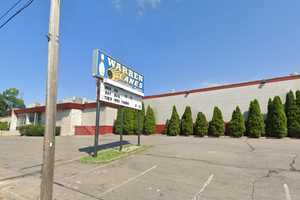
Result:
[265, 98, 274, 136]
[123, 108, 136, 135]
[19, 125, 60, 136]
[180, 106, 193, 136]
[114, 108, 124, 135]
[296, 90, 300, 108]
[0, 122, 9, 130]
[246, 99, 265, 138]
[135, 103, 145, 134]
[269, 96, 287, 138]
[144, 106, 156, 135]
[162, 119, 169, 135]
[208, 107, 225, 137]
[285, 91, 300, 137]
[167, 106, 180, 136]
[228, 106, 245, 137]
[194, 112, 208, 137]
[0, 88, 25, 117]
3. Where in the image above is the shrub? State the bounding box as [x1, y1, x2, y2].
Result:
[181, 106, 193, 136]
[296, 90, 300, 107]
[228, 106, 245, 137]
[246, 99, 265, 138]
[269, 96, 287, 138]
[265, 98, 274, 136]
[167, 106, 180, 136]
[144, 106, 156, 135]
[285, 91, 300, 137]
[114, 108, 124, 135]
[19, 125, 60, 136]
[208, 107, 225, 137]
[123, 108, 136, 135]
[0, 121, 9, 130]
[194, 112, 208, 137]
[162, 119, 169, 135]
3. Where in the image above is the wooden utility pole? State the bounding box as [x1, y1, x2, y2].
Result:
[40, 0, 60, 199]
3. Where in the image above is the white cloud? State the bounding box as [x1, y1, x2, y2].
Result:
[112, 0, 161, 15]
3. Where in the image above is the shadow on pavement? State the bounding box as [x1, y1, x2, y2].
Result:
[78, 140, 130, 155]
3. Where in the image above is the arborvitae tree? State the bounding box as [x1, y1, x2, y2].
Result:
[135, 103, 145, 134]
[246, 99, 265, 138]
[194, 112, 208, 137]
[167, 106, 180, 136]
[208, 107, 225, 137]
[162, 119, 169, 135]
[228, 106, 245, 137]
[269, 96, 287, 138]
[265, 98, 274, 136]
[181, 106, 193, 136]
[123, 108, 135, 135]
[144, 106, 156, 135]
[296, 90, 300, 107]
[114, 107, 124, 134]
[285, 91, 300, 137]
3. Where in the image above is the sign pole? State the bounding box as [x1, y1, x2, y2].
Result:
[93, 78, 102, 157]
[137, 111, 141, 146]
[119, 108, 123, 151]
[40, 0, 60, 199]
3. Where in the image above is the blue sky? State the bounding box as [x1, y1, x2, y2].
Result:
[0, 0, 299, 104]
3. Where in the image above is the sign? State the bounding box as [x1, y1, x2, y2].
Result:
[92, 49, 144, 96]
[100, 81, 143, 110]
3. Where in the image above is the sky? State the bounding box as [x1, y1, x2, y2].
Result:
[0, 0, 299, 105]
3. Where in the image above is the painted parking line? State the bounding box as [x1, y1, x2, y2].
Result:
[283, 184, 292, 200]
[192, 174, 214, 200]
[100, 165, 158, 197]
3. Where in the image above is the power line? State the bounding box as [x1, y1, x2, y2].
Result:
[0, 0, 24, 21]
[0, 0, 34, 30]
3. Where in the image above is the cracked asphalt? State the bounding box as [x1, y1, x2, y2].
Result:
[0, 135, 299, 200]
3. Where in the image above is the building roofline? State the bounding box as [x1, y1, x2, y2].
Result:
[143, 75, 300, 100]
[14, 102, 120, 114]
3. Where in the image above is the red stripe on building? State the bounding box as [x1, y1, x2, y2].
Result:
[75, 126, 113, 135]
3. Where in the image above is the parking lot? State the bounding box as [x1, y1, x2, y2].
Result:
[0, 135, 299, 200]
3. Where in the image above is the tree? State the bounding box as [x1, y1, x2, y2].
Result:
[208, 107, 225, 137]
[269, 96, 287, 138]
[194, 112, 208, 137]
[135, 103, 145, 134]
[0, 88, 25, 117]
[114, 107, 124, 135]
[167, 106, 180, 136]
[296, 90, 300, 107]
[144, 106, 156, 135]
[181, 106, 193, 136]
[228, 106, 245, 137]
[246, 99, 265, 138]
[285, 91, 300, 137]
[162, 119, 169, 135]
[123, 108, 135, 135]
[265, 98, 274, 136]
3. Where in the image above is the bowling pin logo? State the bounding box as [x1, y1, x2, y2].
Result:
[99, 53, 106, 77]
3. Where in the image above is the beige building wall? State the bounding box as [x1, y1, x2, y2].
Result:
[144, 78, 300, 124]
[81, 107, 118, 126]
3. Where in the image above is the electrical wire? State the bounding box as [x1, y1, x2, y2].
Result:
[0, 0, 24, 21]
[0, 0, 34, 30]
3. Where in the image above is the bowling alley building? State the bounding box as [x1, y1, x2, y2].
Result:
[5, 74, 300, 136]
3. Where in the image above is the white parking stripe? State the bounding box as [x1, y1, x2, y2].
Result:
[283, 184, 292, 200]
[193, 174, 214, 200]
[100, 165, 158, 197]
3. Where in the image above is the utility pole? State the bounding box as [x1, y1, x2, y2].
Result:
[93, 78, 101, 157]
[40, 0, 60, 199]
